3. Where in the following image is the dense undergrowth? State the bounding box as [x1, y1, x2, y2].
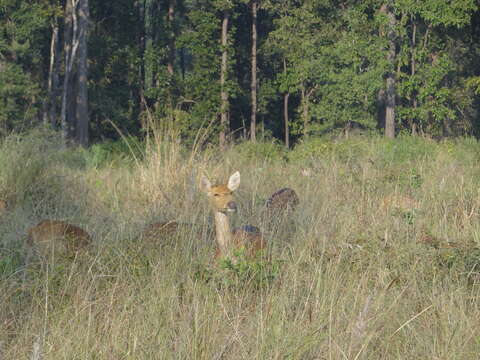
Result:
[1, 129, 480, 359]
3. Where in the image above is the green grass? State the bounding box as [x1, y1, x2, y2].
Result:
[1, 131, 480, 359]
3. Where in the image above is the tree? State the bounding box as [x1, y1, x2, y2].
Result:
[75, 0, 89, 146]
[60, 0, 90, 146]
[250, 0, 258, 142]
[382, 1, 397, 139]
[0, 0, 52, 134]
[219, 8, 229, 149]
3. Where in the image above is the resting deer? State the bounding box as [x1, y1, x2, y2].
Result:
[381, 194, 419, 212]
[200, 171, 266, 260]
[26, 220, 91, 261]
[0, 199, 6, 216]
[264, 187, 299, 217]
[142, 221, 185, 240]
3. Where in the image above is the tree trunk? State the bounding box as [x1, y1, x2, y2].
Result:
[61, 0, 75, 144]
[219, 10, 229, 151]
[283, 58, 290, 148]
[180, 47, 185, 80]
[144, 0, 155, 93]
[411, 18, 418, 136]
[137, 0, 147, 128]
[75, 0, 89, 146]
[44, 21, 60, 127]
[384, 2, 396, 139]
[167, 0, 176, 77]
[301, 87, 312, 138]
[284, 93, 290, 148]
[250, 0, 257, 142]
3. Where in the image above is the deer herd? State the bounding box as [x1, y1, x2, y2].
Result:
[4, 171, 300, 273]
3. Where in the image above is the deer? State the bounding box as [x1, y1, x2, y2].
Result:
[142, 221, 185, 240]
[263, 187, 299, 217]
[381, 193, 419, 213]
[25, 220, 91, 262]
[0, 199, 6, 216]
[200, 171, 266, 260]
[141, 172, 296, 260]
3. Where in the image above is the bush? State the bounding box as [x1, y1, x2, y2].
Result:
[288, 136, 374, 164]
[195, 251, 283, 290]
[229, 140, 286, 163]
[83, 136, 145, 168]
[0, 128, 66, 206]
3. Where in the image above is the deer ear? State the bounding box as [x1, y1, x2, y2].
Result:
[227, 171, 240, 191]
[200, 175, 212, 193]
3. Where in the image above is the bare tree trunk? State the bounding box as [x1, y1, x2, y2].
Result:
[75, 0, 89, 146]
[44, 20, 60, 127]
[219, 10, 229, 151]
[137, 0, 147, 129]
[284, 93, 290, 148]
[61, 0, 75, 144]
[302, 89, 308, 138]
[283, 58, 290, 148]
[167, 0, 176, 77]
[250, 0, 257, 142]
[301, 87, 313, 138]
[144, 0, 155, 93]
[384, 2, 396, 139]
[410, 18, 418, 136]
[180, 48, 185, 80]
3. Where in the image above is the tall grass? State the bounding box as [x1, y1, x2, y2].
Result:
[1, 131, 480, 359]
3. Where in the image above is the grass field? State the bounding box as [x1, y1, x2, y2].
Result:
[1, 130, 480, 359]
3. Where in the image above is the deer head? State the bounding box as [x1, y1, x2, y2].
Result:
[200, 171, 240, 213]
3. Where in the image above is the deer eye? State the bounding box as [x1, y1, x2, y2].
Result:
[214, 194, 220, 197]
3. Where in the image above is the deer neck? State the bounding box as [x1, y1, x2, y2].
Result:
[214, 210, 233, 256]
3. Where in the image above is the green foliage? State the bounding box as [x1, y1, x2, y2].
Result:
[1, 0, 480, 144]
[288, 136, 374, 164]
[196, 251, 282, 290]
[0, 129, 65, 205]
[231, 140, 286, 162]
[436, 247, 480, 277]
[374, 136, 438, 164]
[0, 63, 39, 134]
[0, 128, 98, 219]
[0, 0, 52, 134]
[82, 137, 145, 168]
[0, 248, 22, 278]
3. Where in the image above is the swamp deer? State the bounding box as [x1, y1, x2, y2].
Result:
[263, 187, 299, 217]
[140, 220, 207, 245]
[26, 220, 91, 261]
[381, 194, 419, 213]
[200, 171, 266, 260]
[0, 199, 6, 215]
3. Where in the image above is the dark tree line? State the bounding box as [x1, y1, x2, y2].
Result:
[1, 0, 479, 147]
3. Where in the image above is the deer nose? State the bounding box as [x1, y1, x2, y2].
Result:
[227, 201, 237, 211]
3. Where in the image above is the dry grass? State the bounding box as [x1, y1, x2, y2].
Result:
[1, 133, 480, 359]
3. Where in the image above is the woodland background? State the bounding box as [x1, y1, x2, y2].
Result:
[1, 0, 480, 148]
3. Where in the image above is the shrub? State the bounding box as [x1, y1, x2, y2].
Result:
[229, 140, 286, 163]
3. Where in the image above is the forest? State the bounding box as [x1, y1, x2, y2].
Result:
[1, 0, 480, 148]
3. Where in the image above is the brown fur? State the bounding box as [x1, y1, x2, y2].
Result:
[0, 199, 6, 215]
[141, 221, 205, 243]
[26, 220, 91, 259]
[201, 172, 267, 260]
[264, 187, 299, 216]
[381, 194, 419, 212]
[142, 221, 182, 239]
[205, 184, 237, 212]
[214, 226, 266, 259]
